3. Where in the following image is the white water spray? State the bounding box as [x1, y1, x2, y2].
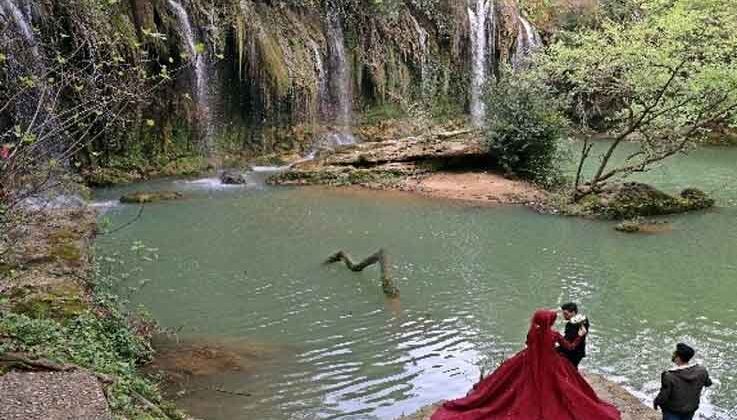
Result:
[316, 9, 355, 150]
[468, 0, 493, 127]
[167, 0, 211, 146]
[1, 0, 38, 57]
[512, 15, 542, 70]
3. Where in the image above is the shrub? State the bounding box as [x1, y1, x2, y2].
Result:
[483, 67, 568, 187]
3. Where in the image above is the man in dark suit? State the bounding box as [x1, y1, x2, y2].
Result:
[558, 302, 589, 368]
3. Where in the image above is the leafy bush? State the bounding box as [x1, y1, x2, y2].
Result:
[483, 67, 568, 187]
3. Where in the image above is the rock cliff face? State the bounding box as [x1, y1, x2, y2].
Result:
[1, 0, 538, 168]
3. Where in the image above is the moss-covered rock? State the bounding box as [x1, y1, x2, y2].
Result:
[269, 164, 419, 187]
[220, 171, 248, 185]
[572, 183, 714, 219]
[10, 284, 87, 321]
[158, 156, 210, 177]
[120, 191, 184, 204]
[82, 167, 142, 187]
[615, 219, 672, 234]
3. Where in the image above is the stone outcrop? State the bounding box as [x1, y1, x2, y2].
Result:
[575, 183, 714, 219]
[120, 191, 184, 204]
[269, 129, 489, 187]
[496, 0, 522, 64]
[220, 171, 248, 185]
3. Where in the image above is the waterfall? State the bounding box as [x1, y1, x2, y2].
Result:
[512, 15, 542, 70]
[324, 10, 355, 146]
[467, 0, 493, 127]
[167, 0, 211, 147]
[408, 12, 430, 95]
[309, 39, 328, 120]
[0, 0, 39, 58]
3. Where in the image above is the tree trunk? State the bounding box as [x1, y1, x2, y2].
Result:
[324, 249, 400, 298]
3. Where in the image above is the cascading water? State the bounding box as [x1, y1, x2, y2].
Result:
[1, 0, 39, 58]
[323, 9, 356, 147]
[511, 15, 542, 70]
[467, 0, 494, 127]
[310, 39, 328, 120]
[167, 0, 212, 148]
[408, 12, 430, 95]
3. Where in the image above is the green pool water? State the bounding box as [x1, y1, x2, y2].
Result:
[94, 144, 737, 419]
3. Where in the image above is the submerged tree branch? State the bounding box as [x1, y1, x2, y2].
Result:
[324, 249, 399, 297]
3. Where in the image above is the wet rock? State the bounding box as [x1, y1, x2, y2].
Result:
[495, 0, 522, 64]
[680, 188, 714, 208]
[120, 191, 183, 204]
[269, 163, 423, 187]
[10, 283, 87, 320]
[82, 167, 141, 187]
[150, 337, 291, 383]
[317, 132, 484, 167]
[615, 219, 672, 234]
[576, 182, 714, 219]
[270, 129, 488, 187]
[220, 171, 248, 185]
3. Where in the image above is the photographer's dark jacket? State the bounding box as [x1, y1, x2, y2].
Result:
[654, 364, 712, 414]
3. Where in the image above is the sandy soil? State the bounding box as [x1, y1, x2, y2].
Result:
[395, 372, 659, 420]
[401, 172, 546, 205]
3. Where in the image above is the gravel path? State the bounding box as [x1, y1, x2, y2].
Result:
[0, 371, 112, 420]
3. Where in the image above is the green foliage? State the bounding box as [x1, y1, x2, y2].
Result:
[483, 67, 568, 187]
[540, 0, 737, 186]
[0, 308, 161, 416]
[546, 0, 737, 131]
[0, 249, 181, 418]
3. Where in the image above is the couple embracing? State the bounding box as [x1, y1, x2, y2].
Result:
[431, 303, 619, 420]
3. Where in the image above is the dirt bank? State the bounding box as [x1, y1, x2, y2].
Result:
[395, 372, 659, 420]
[400, 171, 545, 205]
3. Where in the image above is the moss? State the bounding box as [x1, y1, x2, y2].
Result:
[49, 228, 83, 244]
[50, 243, 83, 264]
[159, 156, 209, 177]
[361, 104, 407, 125]
[10, 284, 87, 321]
[268, 166, 413, 187]
[249, 153, 289, 166]
[560, 183, 715, 219]
[615, 218, 673, 234]
[83, 167, 141, 187]
[256, 27, 290, 97]
[0, 262, 19, 278]
[120, 191, 184, 204]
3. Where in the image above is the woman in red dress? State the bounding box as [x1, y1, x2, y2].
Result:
[431, 309, 620, 420]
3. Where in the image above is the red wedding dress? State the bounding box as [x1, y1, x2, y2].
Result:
[431, 310, 621, 420]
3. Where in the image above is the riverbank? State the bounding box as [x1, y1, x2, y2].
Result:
[0, 206, 184, 419]
[269, 130, 717, 218]
[268, 127, 549, 207]
[396, 373, 659, 420]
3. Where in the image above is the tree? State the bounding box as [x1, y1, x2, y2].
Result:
[541, 0, 737, 198]
[483, 66, 568, 186]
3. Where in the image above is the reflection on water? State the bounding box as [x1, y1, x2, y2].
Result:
[94, 145, 737, 419]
